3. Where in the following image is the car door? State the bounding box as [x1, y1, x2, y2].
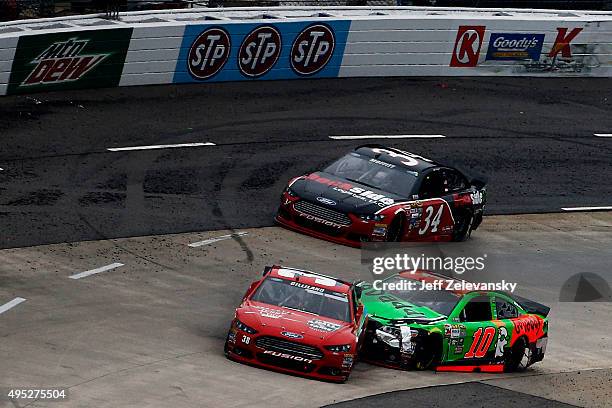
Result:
[404, 168, 454, 241]
[445, 293, 499, 364]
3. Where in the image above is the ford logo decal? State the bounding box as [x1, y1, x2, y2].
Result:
[316, 197, 336, 206]
[281, 331, 303, 339]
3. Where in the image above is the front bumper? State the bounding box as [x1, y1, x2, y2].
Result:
[225, 329, 355, 382]
[275, 195, 387, 248]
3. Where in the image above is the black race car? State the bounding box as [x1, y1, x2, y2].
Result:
[275, 145, 486, 247]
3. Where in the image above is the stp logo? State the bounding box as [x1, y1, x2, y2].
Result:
[188, 27, 231, 80]
[450, 26, 486, 67]
[291, 24, 335, 76]
[239, 25, 281, 78]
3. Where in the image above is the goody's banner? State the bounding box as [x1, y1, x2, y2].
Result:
[7, 28, 132, 95]
[174, 20, 350, 83]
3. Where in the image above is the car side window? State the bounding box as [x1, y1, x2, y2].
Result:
[496, 298, 519, 319]
[459, 295, 492, 322]
[443, 169, 468, 193]
[419, 170, 445, 199]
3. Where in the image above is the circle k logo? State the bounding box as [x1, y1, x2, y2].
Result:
[291, 24, 335, 76]
[450, 25, 486, 68]
[188, 27, 231, 80]
[238, 25, 282, 78]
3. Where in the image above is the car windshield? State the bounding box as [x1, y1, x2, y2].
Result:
[324, 152, 417, 197]
[251, 277, 351, 322]
[382, 275, 460, 316]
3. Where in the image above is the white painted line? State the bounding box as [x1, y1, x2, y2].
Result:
[329, 134, 445, 140]
[594, 134, 612, 137]
[68, 262, 125, 280]
[0, 297, 26, 315]
[107, 142, 215, 152]
[561, 206, 612, 212]
[188, 232, 249, 248]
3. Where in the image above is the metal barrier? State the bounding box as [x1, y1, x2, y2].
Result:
[1, 6, 612, 96]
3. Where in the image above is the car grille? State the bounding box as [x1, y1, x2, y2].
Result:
[255, 336, 324, 360]
[256, 353, 315, 373]
[293, 200, 351, 226]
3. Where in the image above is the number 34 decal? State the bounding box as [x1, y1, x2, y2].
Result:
[418, 205, 444, 235]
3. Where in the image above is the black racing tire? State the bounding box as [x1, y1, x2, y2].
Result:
[505, 337, 531, 372]
[386, 215, 404, 242]
[452, 211, 473, 242]
[413, 333, 442, 370]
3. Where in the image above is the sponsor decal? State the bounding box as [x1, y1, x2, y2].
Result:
[486, 33, 544, 61]
[227, 330, 237, 343]
[513, 315, 544, 341]
[294, 209, 346, 228]
[263, 350, 313, 364]
[445, 324, 466, 338]
[291, 281, 325, 292]
[316, 197, 337, 206]
[21, 38, 108, 86]
[188, 27, 231, 80]
[7, 29, 132, 95]
[305, 173, 396, 207]
[281, 331, 304, 339]
[308, 319, 342, 332]
[494, 326, 508, 358]
[369, 158, 396, 168]
[238, 25, 282, 78]
[470, 191, 484, 205]
[548, 27, 583, 58]
[252, 305, 290, 319]
[342, 354, 354, 368]
[450, 26, 486, 67]
[291, 24, 335, 76]
[522, 27, 585, 73]
[175, 21, 349, 84]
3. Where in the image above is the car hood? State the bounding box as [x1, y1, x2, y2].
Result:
[238, 300, 354, 343]
[290, 171, 406, 215]
[359, 285, 447, 324]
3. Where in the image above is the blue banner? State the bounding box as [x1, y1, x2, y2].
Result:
[486, 33, 545, 61]
[174, 20, 350, 83]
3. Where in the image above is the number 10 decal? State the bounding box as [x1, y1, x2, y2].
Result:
[464, 327, 496, 358]
[418, 205, 443, 235]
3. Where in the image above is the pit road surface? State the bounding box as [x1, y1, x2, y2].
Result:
[1, 77, 611, 248]
[1, 212, 611, 408]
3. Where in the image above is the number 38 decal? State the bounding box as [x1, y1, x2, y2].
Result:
[418, 205, 444, 235]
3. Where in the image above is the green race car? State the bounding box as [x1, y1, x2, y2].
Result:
[358, 270, 549, 372]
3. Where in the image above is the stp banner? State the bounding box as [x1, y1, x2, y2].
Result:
[173, 21, 350, 83]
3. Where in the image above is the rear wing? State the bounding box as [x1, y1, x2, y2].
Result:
[513, 295, 550, 318]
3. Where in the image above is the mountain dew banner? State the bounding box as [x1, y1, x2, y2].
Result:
[7, 28, 132, 95]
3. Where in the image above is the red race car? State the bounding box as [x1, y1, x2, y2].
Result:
[276, 145, 486, 247]
[224, 265, 368, 382]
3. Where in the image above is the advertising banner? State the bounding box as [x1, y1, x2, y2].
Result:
[173, 20, 350, 84]
[7, 28, 132, 95]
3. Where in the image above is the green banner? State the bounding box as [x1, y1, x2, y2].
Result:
[7, 28, 132, 95]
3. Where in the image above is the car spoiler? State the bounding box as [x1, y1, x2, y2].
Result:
[513, 295, 550, 317]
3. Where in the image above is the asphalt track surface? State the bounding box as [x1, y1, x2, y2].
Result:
[0, 213, 611, 408]
[1, 77, 612, 248]
[0, 78, 611, 408]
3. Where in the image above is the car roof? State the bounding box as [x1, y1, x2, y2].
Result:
[267, 266, 352, 294]
[354, 145, 441, 173]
